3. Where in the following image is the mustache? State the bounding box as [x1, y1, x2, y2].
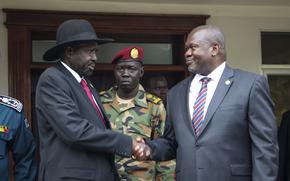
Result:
[89, 61, 96, 65]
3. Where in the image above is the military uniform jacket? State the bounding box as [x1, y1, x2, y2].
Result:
[100, 84, 175, 181]
[0, 95, 37, 181]
[35, 62, 133, 181]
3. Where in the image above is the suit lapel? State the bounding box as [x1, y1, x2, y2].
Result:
[55, 63, 92, 106]
[198, 65, 234, 137]
[180, 76, 197, 138]
[55, 62, 87, 99]
[55, 62, 109, 129]
[55, 62, 80, 85]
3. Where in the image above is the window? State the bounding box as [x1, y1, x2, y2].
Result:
[261, 32, 290, 125]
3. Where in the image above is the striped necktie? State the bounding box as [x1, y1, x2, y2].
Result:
[192, 77, 211, 136]
[80, 79, 106, 128]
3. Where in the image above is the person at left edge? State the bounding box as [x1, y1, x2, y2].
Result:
[0, 95, 37, 181]
[35, 19, 141, 181]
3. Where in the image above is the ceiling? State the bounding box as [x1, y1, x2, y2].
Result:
[81, 0, 290, 6]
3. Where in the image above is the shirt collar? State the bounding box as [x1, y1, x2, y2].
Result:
[61, 61, 82, 83]
[195, 61, 226, 82]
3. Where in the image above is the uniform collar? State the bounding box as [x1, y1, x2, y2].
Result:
[102, 84, 148, 113]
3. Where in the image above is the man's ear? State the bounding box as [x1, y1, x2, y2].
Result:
[211, 43, 220, 57]
[140, 66, 144, 77]
[64, 47, 74, 59]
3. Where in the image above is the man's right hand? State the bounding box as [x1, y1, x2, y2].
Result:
[132, 137, 151, 161]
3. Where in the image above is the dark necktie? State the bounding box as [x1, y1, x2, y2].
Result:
[80, 79, 106, 127]
[192, 77, 211, 136]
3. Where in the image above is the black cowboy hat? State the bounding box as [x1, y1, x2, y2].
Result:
[43, 19, 114, 61]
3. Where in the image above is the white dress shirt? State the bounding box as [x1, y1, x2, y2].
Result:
[189, 62, 226, 120]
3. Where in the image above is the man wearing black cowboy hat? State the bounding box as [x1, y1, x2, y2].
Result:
[35, 19, 141, 181]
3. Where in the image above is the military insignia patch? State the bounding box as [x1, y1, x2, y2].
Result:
[146, 93, 162, 104]
[130, 48, 139, 59]
[0, 125, 9, 133]
[0, 95, 23, 112]
[99, 90, 112, 99]
[99, 91, 106, 95]
[147, 94, 153, 99]
[153, 97, 162, 104]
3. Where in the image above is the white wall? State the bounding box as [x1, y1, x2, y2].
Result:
[1, 0, 290, 94]
[208, 16, 290, 73]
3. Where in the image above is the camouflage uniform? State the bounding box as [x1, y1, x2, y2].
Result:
[100, 84, 175, 181]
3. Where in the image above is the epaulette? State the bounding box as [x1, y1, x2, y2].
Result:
[99, 91, 106, 96]
[0, 95, 23, 112]
[99, 90, 113, 101]
[146, 93, 162, 104]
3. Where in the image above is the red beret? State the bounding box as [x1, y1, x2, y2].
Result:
[112, 46, 143, 64]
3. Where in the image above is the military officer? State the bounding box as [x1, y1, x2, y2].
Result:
[0, 95, 37, 181]
[100, 46, 175, 181]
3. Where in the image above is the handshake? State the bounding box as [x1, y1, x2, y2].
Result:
[132, 137, 152, 161]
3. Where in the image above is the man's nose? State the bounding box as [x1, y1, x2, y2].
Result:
[185, 48, 193, 57]
[122, 69, 129, 76]
[91, 53, 98, 63]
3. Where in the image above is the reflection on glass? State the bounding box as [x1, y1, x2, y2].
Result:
[261, 32, 290, 64]
[32, 41, 172, 64]
[268, 75, 290, 125]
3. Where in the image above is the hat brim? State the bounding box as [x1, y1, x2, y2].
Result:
[43, 38, 114, 61]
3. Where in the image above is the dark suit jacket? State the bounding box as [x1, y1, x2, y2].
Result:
[278, 110, 290, 181]
[35, 62, 132, 181]
[149, 65, 278, 181]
